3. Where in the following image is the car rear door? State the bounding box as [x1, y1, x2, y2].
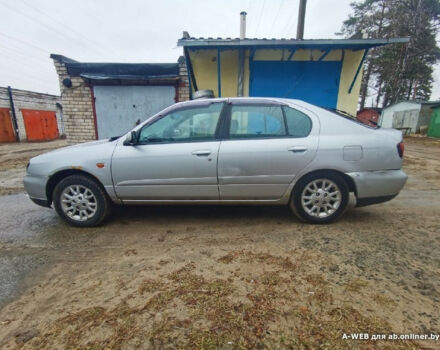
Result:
[218, 100, 319, 200]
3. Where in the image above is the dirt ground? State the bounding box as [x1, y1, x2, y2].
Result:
[0, 140, 67, 196]
[0, 136, 439, 349]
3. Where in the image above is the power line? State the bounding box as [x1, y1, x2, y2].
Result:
[281, 2, 299, 38]
[0, 58, 57, 88]
[0, 64, 55, 85]
[0, 32, 48, 54]
[0, 44, 49, 64]
[0, 0, 106, 58]
[0, 72, 57, 92]
[246, 0, 255, 38]
[0, 1, 73, 43]
[255, 0, 267, 38]
[0, 55, 56, 82]
[284, 20, 298, 39]
[18, 0, 117, 58]
[269, 0, 286, 38]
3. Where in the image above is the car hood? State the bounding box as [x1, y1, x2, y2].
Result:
[40, 139, 114, 157]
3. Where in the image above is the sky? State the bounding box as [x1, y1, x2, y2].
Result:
[0, 0, 438, 101]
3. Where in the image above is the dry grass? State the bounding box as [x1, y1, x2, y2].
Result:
[344, 278, 369, 293]
[21, 250, 420, 349]
[373, 293, 398, 309]
[217, 249, 299, 270]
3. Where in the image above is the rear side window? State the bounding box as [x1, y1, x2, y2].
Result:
[283, 106, 312, 137]
[229, 105, 286, 139]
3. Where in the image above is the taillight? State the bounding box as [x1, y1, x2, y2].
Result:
[397, 141, 404, 158]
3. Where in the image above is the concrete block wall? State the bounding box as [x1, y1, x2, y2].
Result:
[53, 60, 96, 144]
[0, 87, 61, 141]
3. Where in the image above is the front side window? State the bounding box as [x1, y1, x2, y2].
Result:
[229, 105, 286, 138]
[138, 103, 223, 144]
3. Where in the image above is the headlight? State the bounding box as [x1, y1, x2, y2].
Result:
[26, 162, 30, 173]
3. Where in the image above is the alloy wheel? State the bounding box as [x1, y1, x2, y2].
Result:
[300, 179, 342, 218]
[60, 185, 98, 222]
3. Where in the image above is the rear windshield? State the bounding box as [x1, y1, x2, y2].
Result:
[322, 107, 379, 129]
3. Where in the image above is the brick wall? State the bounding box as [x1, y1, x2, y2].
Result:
[53, 59, 96, 144]
[0, 87, 61, 141]
[177, 56, 190, 102]
[52, 56, 190, 144]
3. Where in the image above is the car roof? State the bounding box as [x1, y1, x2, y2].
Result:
[179, 96, 304, 106]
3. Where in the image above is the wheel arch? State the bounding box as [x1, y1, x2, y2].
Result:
[292, 169, 357, 196]
[46, 169, 105, 205]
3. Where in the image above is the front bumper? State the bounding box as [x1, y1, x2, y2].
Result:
[23, 173, 50, 207]
[346, 169, 407, 206]
[29, 197, 51, 208]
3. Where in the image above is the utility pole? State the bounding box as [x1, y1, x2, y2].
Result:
[296, 0, 307, 40]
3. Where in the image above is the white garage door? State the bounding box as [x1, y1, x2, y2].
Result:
[94, 85, 175, 139]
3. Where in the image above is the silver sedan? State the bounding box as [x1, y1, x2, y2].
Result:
[24, 98, 407, 226]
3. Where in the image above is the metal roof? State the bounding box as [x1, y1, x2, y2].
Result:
[383, 100, 440, 109]
[50, 54, 179, 81]
[178, 37, 409, 50]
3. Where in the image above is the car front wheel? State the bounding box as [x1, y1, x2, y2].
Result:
[53, 175, 111, 227]
[290, 172, 349, 224]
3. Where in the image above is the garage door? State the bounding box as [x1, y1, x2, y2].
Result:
[250, 60, 342, 108]
[0, 108, 15, 142]
[21, 109, 59, 141]
[93, 85, 176, 139]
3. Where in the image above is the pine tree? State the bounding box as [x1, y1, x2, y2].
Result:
[339, 0, 440, 108]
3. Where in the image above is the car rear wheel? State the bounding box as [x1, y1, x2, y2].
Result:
[290, 172, 349, 224]
[53, 175, 111, 227]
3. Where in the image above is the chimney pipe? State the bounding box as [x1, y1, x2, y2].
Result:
[296, 0, 307, 40]
[240, 11, 247, 39]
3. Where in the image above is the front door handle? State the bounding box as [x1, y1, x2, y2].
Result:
[192, 150, 212, 156]
[288, 146, 307, 153]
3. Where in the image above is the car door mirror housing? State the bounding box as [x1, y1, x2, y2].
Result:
[123, 131, 138, 146]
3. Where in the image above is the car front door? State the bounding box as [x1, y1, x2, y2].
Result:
[111, 101, 224, 201]
[218, 101, 319, 200]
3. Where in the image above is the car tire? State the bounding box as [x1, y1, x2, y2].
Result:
[289, 172, 349, 224]
[53, 175, 111, 227]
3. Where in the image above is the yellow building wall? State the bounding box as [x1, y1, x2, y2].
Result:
[189, 49, 240, 97]
[188, 49, 218, 96]
[188, 47, 362, 115]
[219, 50, 239, 97]
[337, 49, 365, 116]
[243, 49, 250, 96]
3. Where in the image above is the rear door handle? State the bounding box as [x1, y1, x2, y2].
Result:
[288, 146, 307, 153]
[192, 150, 212, 156]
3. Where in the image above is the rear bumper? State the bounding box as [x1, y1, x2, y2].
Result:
[23, 173, 49, 206]
[346, 169, 407, 205]
[355, 194, 397, 207]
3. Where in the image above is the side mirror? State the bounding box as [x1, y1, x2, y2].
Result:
[123, 131, 138, 146]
